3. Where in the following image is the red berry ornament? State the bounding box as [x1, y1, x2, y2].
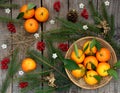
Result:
[58, 43, 68, 52]
[37, 41, 45, 51]
[0, 58, 10, 70]
[1, 58, 10, 64]
[53, 1, 61, 12]
[81, 8, 89, 19]
[1, 64, 8, 69]
[19, 82, 28, 88]
[7, 22, 16, 33]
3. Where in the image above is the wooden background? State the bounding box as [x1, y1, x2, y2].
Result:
[0, 0, 120, 93]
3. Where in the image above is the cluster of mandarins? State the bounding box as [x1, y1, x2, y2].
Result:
[20, 4, 49, 33]
[70, 40, 111, 85]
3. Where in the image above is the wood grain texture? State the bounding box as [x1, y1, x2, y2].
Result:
[11, 0, 41, 93]
[42, 0, 69, 93]
[0, 0, 12, 93]
[0, 0, 120, 93]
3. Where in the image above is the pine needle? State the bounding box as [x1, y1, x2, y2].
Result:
[0, 0, 8, 3]
[0, 16, 23, 24]
[109, 15, 115, 38]
[35, 87, 55, 93]
[27, 50, 68, 79]
[0, 49, 20, 93]
[0, 4, 19, 8]
[56, 17, 80, 31]
[101, 2, 109, 23]
[88, 0, 103, 24]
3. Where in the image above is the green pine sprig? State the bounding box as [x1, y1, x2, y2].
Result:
[0, 0, 9, 4]
[88, 0, 103, 24]
[35, 87, 55, 93]
[101, 2, 109, 24]
[0, 49, 20, 93]
[16, 3, 36, 19]
[0, 16, 23, 23]
[0, 4, 19, 8]
[27, 49, 68, 79]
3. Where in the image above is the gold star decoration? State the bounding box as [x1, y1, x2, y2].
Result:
[97, 20, 111, 35]
[44, 72, 56, 87]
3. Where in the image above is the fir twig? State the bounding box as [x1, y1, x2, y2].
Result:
[35, 87, 55, 93]
[0, 16, 23, 23]
[0, 0, 8, 3]
[88, 0, 103, 24]
[19, 69, 53, 82]
[56, 17, 80, 31]
[0, 49, 20, 93]
[101, 2, 109, 23]
[27, 50, 68, 79]
[21, 81, 41, 93]
[109, 15, 115, 38]
[0, 4, 19, 8]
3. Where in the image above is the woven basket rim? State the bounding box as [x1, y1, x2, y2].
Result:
[65, 36, 117, 89]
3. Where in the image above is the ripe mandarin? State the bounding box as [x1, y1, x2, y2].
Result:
[71, 49, 85, 64]
[84, 56, 98, 70]
[35, 7, 49, 22]
[20, 4, 35, 19]
[96, 48, 111, 62]
[21, 58, 37, 72]
[24, 18, 39, 33]
[96, 62, 110, 77]
[83, 41, 97, 55]
[71, 64, 86, 78]
[84, 70, 98, 85]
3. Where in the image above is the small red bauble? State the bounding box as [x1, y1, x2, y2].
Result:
[1, 64, 8, 70]
[1, 58, 10, 65]
[0, 58, 10, 70]
[19, 82, 28, 88]
[58, 43, 68, 52]
[7, 22, 16, 33]
[53, 1, 61, 12]
[81, 8, 89, 19]
[36, 41, 45, 51]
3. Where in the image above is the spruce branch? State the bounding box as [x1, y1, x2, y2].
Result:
[88, 0, 103, 24]
[0, 0, 8, 3]
[0, 4, 19, 8]
[109, 15, 115, 38]
[20, 81, 41, 93]
[0, 16, 23, 23]
[101, 2, 110, 24]
[0, 49, 20, 93]
[56, 17, 80, 31]
[19, 70, 53, 82]
[35, 87, 55, 93]
[27, 50, 68, 80]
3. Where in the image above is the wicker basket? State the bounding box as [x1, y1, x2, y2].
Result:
[65, 36, 117, 89]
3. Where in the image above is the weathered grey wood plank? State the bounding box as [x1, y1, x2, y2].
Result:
[11, 0, 41, 93]
[68, 0, 98, 93]
[42, 0, 69, 93]
[97, 0, 120, 93]
[0, 0, 120, 93]
[0, 0, 12, 93]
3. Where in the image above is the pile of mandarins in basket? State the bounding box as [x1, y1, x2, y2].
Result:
[70, 39, 111, 85]
[19, 4, 49, 33]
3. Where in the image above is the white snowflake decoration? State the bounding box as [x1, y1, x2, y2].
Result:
[83, 25, 88, 30]
[49, 19, 55, 25]
[5, 8, 11, 14]
[52, 53, 58, 59]
[79, 3, 85, 9]
[34, 33, 39, 39]
[104, 1, 110, 6]
[18, 70, 24, 76]
[1, 44, 7, 49]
